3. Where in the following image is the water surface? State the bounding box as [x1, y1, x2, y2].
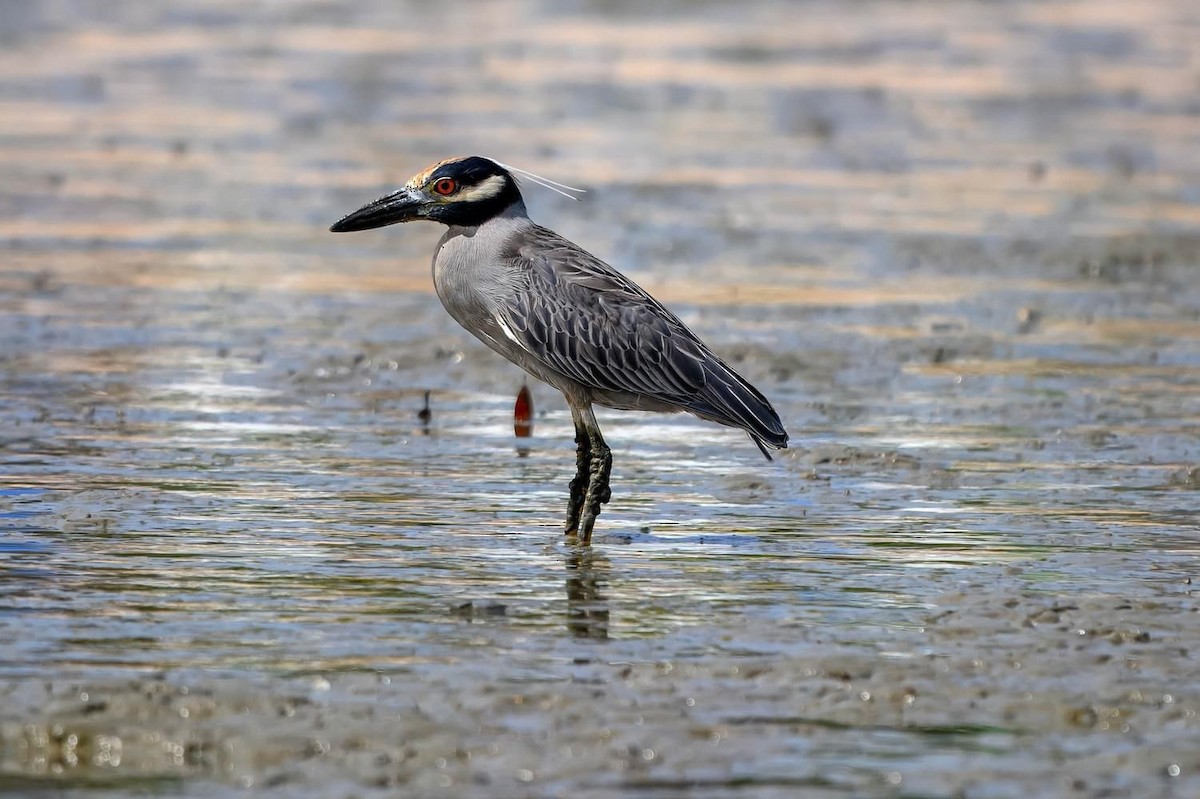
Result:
[2, 1, 1199, 796]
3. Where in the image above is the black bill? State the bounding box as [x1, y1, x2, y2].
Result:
[329, 188, 423, 232]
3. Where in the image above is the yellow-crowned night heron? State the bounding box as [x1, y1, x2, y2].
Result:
[330, 156, 788, 543]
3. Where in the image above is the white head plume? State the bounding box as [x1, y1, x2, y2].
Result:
[493, 160, 586, 202]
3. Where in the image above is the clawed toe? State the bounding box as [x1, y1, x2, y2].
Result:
[564, 403, 612, 544]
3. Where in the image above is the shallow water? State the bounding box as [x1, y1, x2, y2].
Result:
[2, 1, 1200, 797]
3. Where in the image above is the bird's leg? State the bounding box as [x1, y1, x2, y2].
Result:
[564, 405, 591, 536]
[576, 405, 612, 545]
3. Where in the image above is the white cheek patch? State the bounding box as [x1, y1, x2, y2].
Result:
[454, 174, 507, 203]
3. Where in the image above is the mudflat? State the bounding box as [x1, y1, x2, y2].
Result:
[1, 1, 1198, 797]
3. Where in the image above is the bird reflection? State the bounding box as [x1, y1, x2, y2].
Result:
[564, 546, 609, 639]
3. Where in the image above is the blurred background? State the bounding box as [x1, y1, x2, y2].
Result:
[2, 1, 1199, 797]
[4, 0, 1197, 298]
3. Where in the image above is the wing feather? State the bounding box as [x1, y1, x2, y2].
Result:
[497, 224, 789, 451]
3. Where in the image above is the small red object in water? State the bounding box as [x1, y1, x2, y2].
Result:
[514, 384, 533, 437]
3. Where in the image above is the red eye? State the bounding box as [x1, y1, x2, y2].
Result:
[433, 178, 457, 196]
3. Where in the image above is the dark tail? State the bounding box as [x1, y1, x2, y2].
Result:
[687, 361, 788, 461]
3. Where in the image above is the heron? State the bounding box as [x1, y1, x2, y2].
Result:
[331, 156, 788, 543]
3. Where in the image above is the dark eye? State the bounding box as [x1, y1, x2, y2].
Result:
[433, 178, 457, 196]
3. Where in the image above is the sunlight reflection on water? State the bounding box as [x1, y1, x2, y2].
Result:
[2, 0, 1200, 795]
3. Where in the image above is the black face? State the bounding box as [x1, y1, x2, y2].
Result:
[423, 157, 524, 227]
[329, 156, 525, 233]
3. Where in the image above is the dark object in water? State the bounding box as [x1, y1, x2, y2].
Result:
[515, 383, 533, 438]
[418, 390, 432, 428]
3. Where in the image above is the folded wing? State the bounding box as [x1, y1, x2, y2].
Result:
[496, 225, 789, 455]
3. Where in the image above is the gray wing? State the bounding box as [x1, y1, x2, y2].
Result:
[497, 225, 788, 454]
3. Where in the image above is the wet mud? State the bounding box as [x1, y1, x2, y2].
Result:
[2, 1, 1199, 797]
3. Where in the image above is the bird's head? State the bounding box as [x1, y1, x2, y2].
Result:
[330, 155, 524, 232]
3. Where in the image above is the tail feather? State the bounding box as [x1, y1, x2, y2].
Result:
[751, 434, 775, 461]
[686, 362, 788, 459]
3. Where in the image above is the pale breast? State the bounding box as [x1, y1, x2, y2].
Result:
[430, 216, 535, 365]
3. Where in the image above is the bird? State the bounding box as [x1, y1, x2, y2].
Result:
[330, 156, 788, 543]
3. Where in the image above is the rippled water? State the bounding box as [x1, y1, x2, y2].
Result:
[2, 1, 1200, 796]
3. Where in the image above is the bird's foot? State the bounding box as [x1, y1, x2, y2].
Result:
[576, 448, 612, 545]
[564, 473, 586, 535]
[564, 430, 591, 536]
